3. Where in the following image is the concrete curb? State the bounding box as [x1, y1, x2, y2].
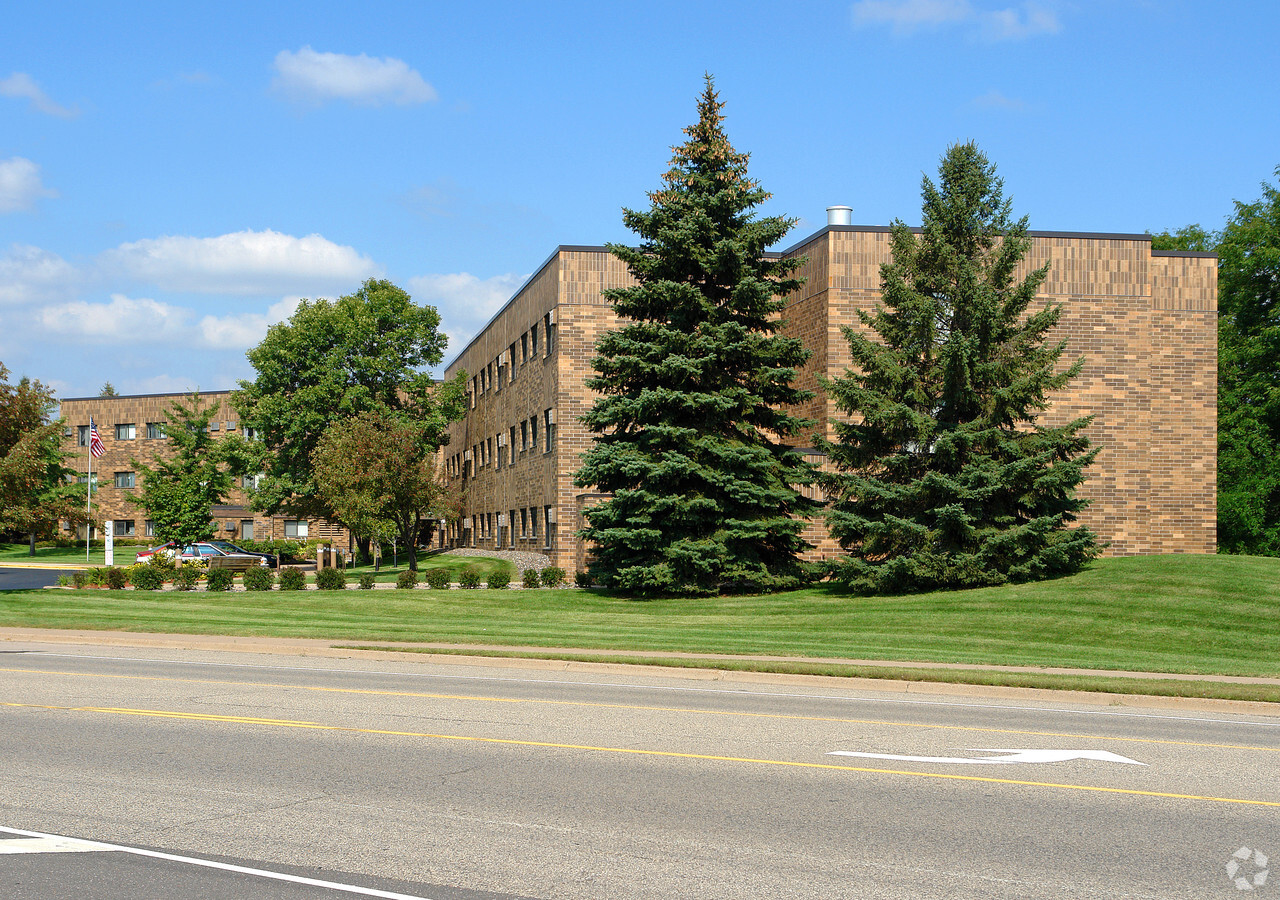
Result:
[3, 627, 1278, 718]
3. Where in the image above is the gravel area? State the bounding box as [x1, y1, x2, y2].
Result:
[440, 548, 553, 573]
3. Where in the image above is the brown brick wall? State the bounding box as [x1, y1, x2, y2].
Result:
[58, 392, 346, 548]
[442, 227, 1218, 572]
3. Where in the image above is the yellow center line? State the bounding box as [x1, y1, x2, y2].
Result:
[3, 665, 1278, 755]
[6, 700, 1279, 808]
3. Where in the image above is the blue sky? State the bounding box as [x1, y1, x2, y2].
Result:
[3, 0, 1277, 399]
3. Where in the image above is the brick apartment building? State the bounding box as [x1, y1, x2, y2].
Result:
[442, 216, 1218, 572]
[57, 391, 351, 549]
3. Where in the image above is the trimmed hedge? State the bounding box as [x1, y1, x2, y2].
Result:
[396, 569, 419, 590]
[458, 566, 482, 589]
[358, 572, 376, 590]
[315, 567, 347, 591]
[486, 571, 510, 590]
[424, 569, 450, 590]
[540, 566, 566, 588]
[278, 567, 306, 591]
[522, 568, 540, 589]
[243, 565, 275, 591]
[173, 565, 201, 591]
[129, 564, 165, 591]
[205, 568, 234, 592]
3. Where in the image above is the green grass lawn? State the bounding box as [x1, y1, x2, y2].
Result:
[2, 555, 1277, 689]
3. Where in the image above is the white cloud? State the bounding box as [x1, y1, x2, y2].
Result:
[0, 72, 79, 118]
[100, 229, 381, 294]
[981, 2, 1060, 39]
[0, 243, 79, 305]
[272, 46, 437, 107]
[38, 294, 193, 342]
[852, 0, 973, 33]
[972, 89, 1028, 110]
[409, 271, 528, 356]
[198, 296, 304, 350]
[851, 0, 1061, 39]
[0, 157, 57, 213]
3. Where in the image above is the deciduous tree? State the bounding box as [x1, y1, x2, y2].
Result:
[574, 77, 818, 596]
[0, 365, 81, 551]
[820, 143, 1100, 593]
[129, 393, 232, 547]
[312, 410, 457, 571]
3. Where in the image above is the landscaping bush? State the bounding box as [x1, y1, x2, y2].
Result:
[172, 565, 201, 591]
[243, 565, 275, 591]
[396, 569, 419, 590]
[315, 567, 347, 591]
[424, 569, 450, 590]
[540, 566, 566, 588]
[358, 572, 376, 590]
[486, 571, 510, 590]
[522, 568, 540, 589]
[85, 567, 108, 587]
[458, 566, 482, 589]
[278, 567, 306, 591]
[72, 570, 86, 589]
[105, 567, 128, 590]
[205, 568, 234, 592]
[574, 570, 593, 588]
[129, 564, 165, 591]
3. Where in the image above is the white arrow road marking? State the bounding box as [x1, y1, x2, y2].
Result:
[827, 748, 1146, 766]
[0, 836, 116, 854]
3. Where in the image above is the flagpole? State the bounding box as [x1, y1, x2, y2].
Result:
[86, 422, 91, 563]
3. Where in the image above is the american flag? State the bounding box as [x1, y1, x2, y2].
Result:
[89, 417, 106, 458]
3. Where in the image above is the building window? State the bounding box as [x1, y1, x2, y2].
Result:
[530, 506, 539, 538]
[544, 311, 556, 355]
[146, 422, 166, 439]
[226, 421, 237, 431]
[530, 415, 538, 448]
[520, 507, 529, 538]
[114, 471, 135, 488]
[530, 323, 539, 357]
[243, 426, 259, 441]
[209, 420, 220, 431]
[521, 332, 528, 363]
[241, 519, 255, 540]
[284, 520, 308, 539]
[544, 409, 555, 453]
[242, 473, 263, 490]
[113, 519, 135, 537]
[76, 474, 98, 486]
[115, 423, 136, 440]
[63, 425, 72, 437]
[509, 343, 518, 381]
[545, 506, 556, 548]
[520, 420, 528, 452]
[509, 426, 518, 466]
[145, 520, 156, 537]
[78, 425, 89, 447]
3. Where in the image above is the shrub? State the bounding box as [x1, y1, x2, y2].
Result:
[146, 553, 177, 577]
[104, 567, 128, 590]
[206, 568, 234, 592]
[56, 574, 71, 587]
[243, 565, 275, 591]
[129, 565, 165, 591]
[486, 571, 510, 590]
[424, 569, 450, 590]
[540, 566, 566, 588]
[278, 567, 306, 591]
[315, 567, 347, 591]
[86, 567, 108, 587]
[72, 570, 86, 589]
[173, 564, 201, 591]
[396, 569, 419, 590]
[574, 570, 593, 588]
[522, 568, 540, 589]
[458, 566, 482, 589]
[358, 572, 376, 590]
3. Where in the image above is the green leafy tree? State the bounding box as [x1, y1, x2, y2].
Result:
[128, 393, 232, 547]
[0, 365, 82, 551]
[574, 77, 818, 597]
[1150, 224, 1214, 253]
[1213, 167, 1280, 554]
[99, 382, 118, 397]
[232, 278, 465, 559]
[312, 410, 458, 571]
[819, 142, 1100, 594]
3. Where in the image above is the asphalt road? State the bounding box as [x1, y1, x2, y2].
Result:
[1, 641, 1277, 899]
[0, 567, 73, 590]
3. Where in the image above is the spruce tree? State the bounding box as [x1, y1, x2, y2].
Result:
[820, 142, 1100, 594]
[574, 77, 818, 597]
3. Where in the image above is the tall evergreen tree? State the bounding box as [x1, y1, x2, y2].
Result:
[820, 142, 1100, 594]
[574, 77, 818, 597]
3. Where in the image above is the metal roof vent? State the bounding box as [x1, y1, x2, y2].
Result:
[827, 205, 853, 226]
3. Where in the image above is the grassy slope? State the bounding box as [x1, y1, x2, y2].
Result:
[2, 555, 1277, 679]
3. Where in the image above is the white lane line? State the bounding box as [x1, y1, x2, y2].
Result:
[0, 826, 436, 899]
[26, 651, 1280, 729]
[0, 836, 115, 854]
